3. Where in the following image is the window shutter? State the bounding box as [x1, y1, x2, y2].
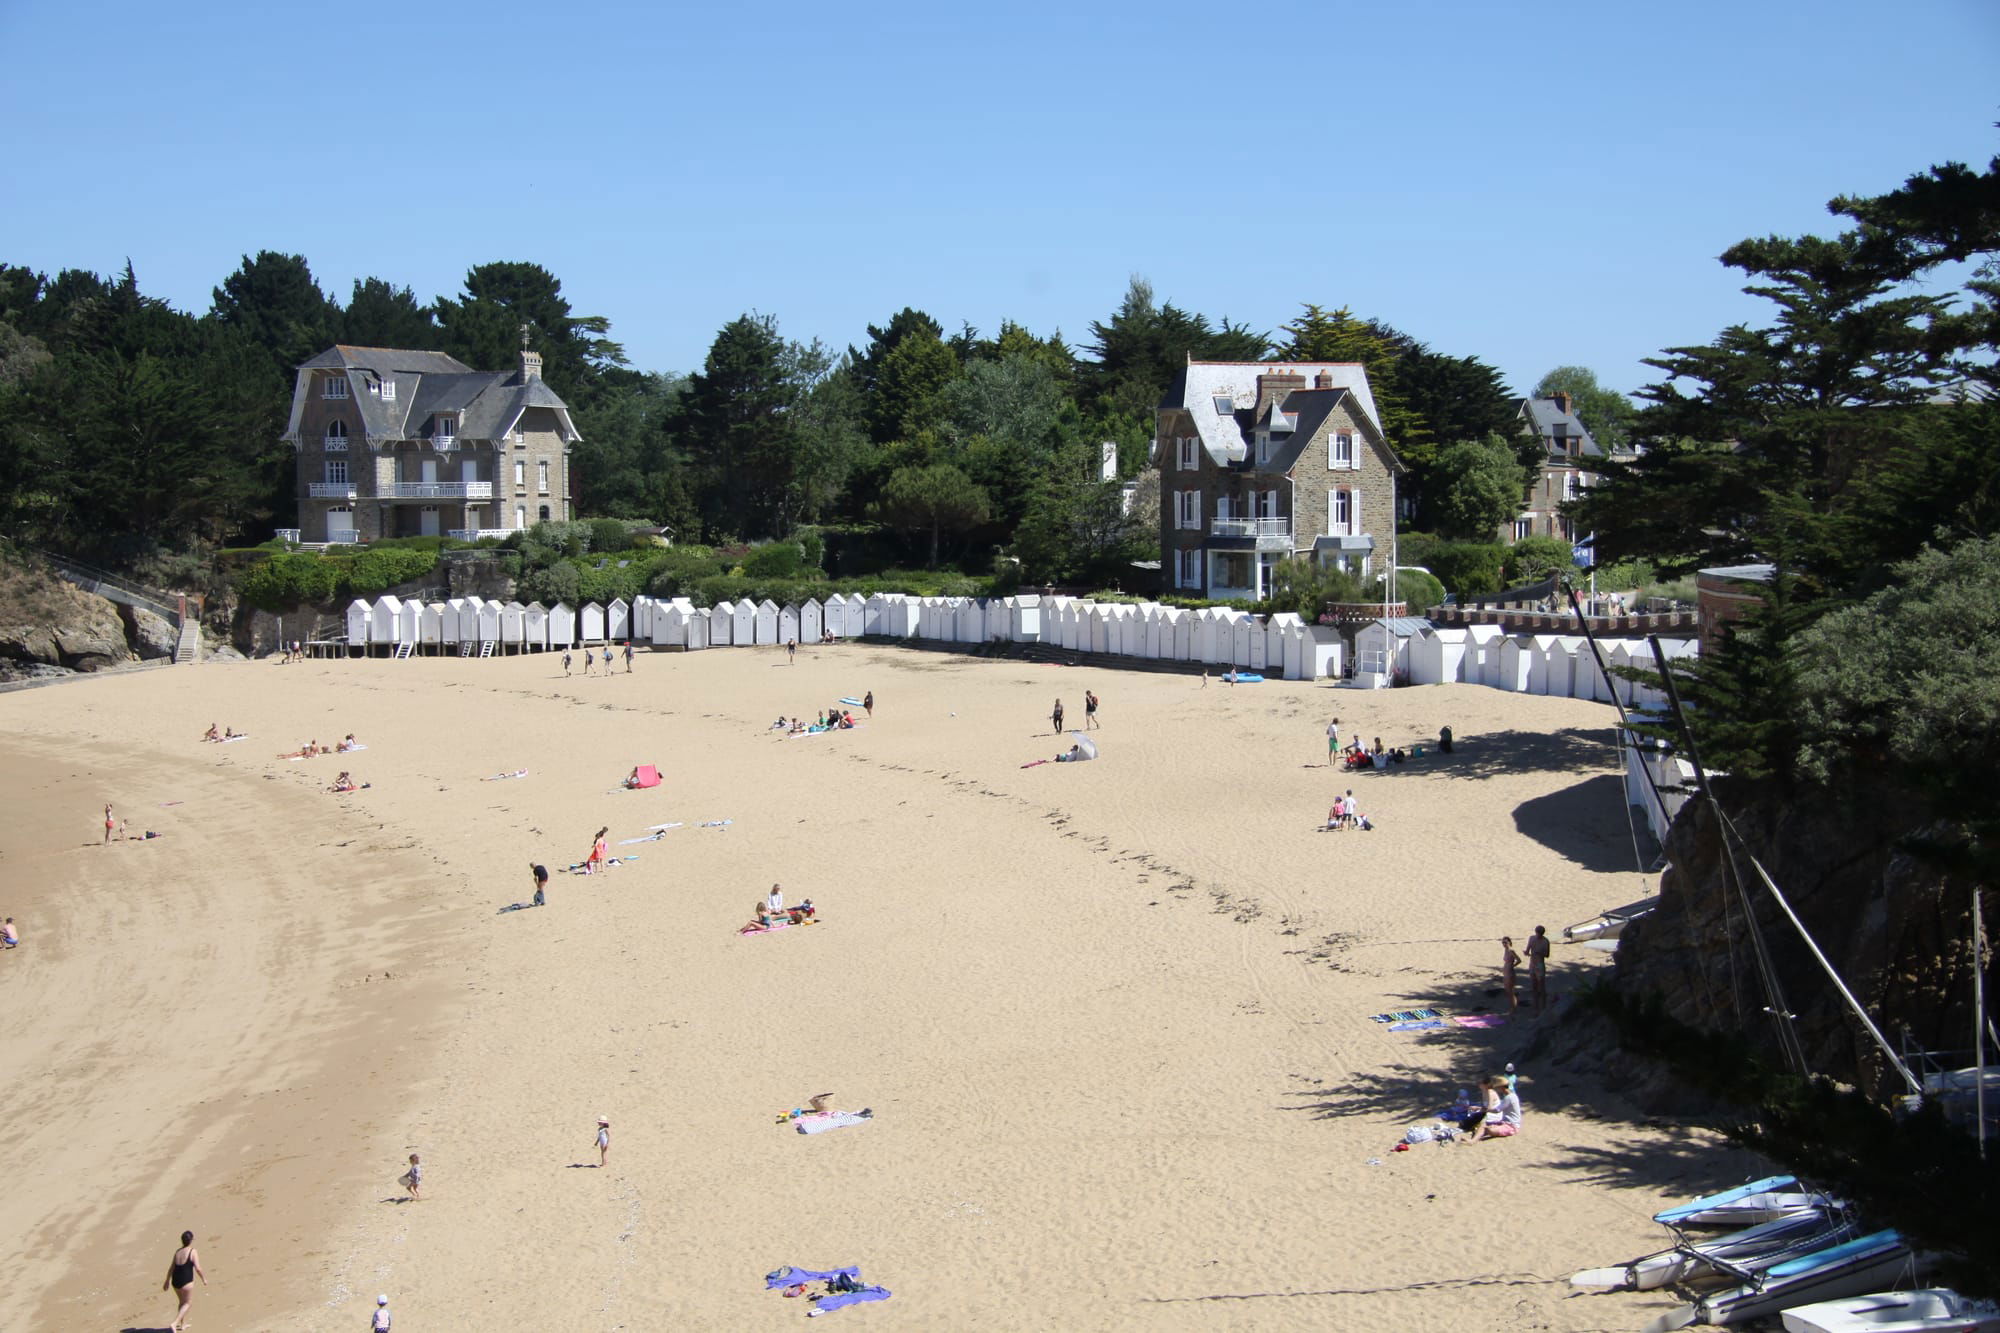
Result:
[1353, 488, 1364, 536]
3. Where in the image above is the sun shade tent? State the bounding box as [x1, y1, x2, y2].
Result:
[1066, 734, 1099, 761]
[629, 764, 662, 788]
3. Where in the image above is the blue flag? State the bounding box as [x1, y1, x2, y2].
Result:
[1572, 533, 1596, 569]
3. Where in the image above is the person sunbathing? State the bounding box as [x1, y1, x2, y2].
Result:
[337, 734, 360, 752]
[1054, 744, 1085, 763]
[622, 767, 643, 789]
[740, 909, 775, 933]
[277, 743, 314, 759]
[329, 772, 366, 793]
[770, 716, 789, 730]
[201, 723, 219, 742]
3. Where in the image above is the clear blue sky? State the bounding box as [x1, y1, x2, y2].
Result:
[4, 0, 1995, 397]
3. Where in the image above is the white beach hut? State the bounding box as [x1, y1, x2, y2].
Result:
[1571, 639, 1608, 701]
[729, 599, 755, 645]
[1353, 617, 1428, 685]
[1495, 635, 1536, 692]
[456, 596, 485, 647]
[1170, 609, 1195, 661]
[1280, 621, 1309, 679]
[925, 598, 955, 641]
[880, 595, 915, 638]
[1123, 606, 1154, 658]
[1409, 627, 1471, 686]
[579, 602, 605, 645]
[631, 596, 652, 642]
[608, 597, 630, 644]
[1652, 638, 1699, 708]
[1189, 609, 1221, 663]
[1522, 634, 1559, 694]
[817, 595, 842, 639]
[709, 601, 735, 647]
[1082, 605, 1109, 655]
[1264, 613, 1303, 671]
[779, 602, 800, 645]
[1228, 615, 1255, 668]
[1534, 635, 1581, 696]
[523, 602, 548, 652]
[684, 606, 710, 650]
[956, 597, 985, 644]
[863, 593, 890, 636]
[420, 602, 446, 651]
[369, 594, 402, 646]
[547, 601, 575, 649]
[1306, 626, 1344, 679]
[441, 598, 465, 648]
[1008, 594, 1041, 643]
[985, 596, 1011, 644]
[365, 595, 398, 649]
[396, 598, 422, 647]
[1463, 624, 1506, 688]
[476, 598, 502, 648]
[799, 598, 822, 644]
[1050, 602, 1074, 650]
[345, 598, 372, 650]
[752, 599, 779, 645]
[501, 601, 527, 652]
[649, 599, 684, 648]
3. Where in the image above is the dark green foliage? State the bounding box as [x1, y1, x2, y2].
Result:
[434, 261, 625, 401]
[876, 463, 989, 568]
[342, 277, 440, 349]
[1391, 566, 1446, 614]
[587, 518, 638, 553]
[210, 251, 341, 389]
[1079, 276, 1268, 435]
[1426, 434, 1528, 540]
[1503, 535, 1575, 584]
[234, 545, 438, 611]
[1420, 542, 1507, 598]
[740, 540, 804, 579]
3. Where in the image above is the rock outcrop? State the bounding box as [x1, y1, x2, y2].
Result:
[1613, 778, 1990, 1099]
[0, 565, 134, 673]
[119, 603, 180, 660]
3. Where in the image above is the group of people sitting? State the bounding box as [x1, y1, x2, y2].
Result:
[275, 733, 363, 760]
[771, 708, 857, 735]
[741, 883, 817, 932]
[1398, 1070, 1524, 1150]
[200, 723, 243, 742]
[1342, 735, 1416, 771]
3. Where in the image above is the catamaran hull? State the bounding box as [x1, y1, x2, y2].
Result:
[1570, 1211, 1847, 1292]
[1781, 1288, 2000, 1333]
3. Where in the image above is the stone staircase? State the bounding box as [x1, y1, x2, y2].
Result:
[173, 621, 201, 664]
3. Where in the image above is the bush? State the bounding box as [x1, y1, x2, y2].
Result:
[741, 540, 804, 579]
[588, 518, 638, 554]
[1504, 536, 1574, 585]
[344, 546, 440, 598]
[1424, 543, 1507, 598]
[1393, 567, 1447, 614]
[236, 552, 341, 611]
[518, 559, 582, 608]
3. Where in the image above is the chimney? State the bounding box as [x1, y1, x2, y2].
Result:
[1313, 368, 1334, 390]
[1255, 369, 1307, 415]
[520, 346, 543, 382]
[1550, 391, 1572, 416]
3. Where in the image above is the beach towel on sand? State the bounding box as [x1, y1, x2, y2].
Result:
[1387, 1019, 1451, 1032]
[765, 1266, 891, 1316]
[739, 917, 815, 936]
[838, 697, 865, 707]
[795, 1111, 871, 1135]
[1452, 1014, 1508, 1029]
[1370, 1008, 1441, 1024]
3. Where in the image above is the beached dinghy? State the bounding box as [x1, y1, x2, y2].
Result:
[1781, 1288, 2000, 1333]
[1641, 1230, 1923, 1331]
[1570, 1208, 1849, 1291]
[1564, 895, 1659, 942]
[1653, 1175, 1833, 1228]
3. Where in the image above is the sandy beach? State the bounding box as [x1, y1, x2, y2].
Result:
[0, 643, 1773, 1330]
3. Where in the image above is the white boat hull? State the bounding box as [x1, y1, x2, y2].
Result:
[1570, 1211, 1848, 1292]
[1643, 1232, 1921, 1331]
[1782, 1288, 2000, 1333]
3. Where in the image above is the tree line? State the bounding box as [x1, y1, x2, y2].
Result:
[0, 254, 1604, 583]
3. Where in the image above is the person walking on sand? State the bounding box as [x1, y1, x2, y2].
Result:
[163, 1230, 206, 1331]
[863, 690, 873, 718]
[104, 803, 116, 845]
[595, 1116, 611, 1167]
[603, 646, 613, 675]
[1084, 689, 1100, 729]
[580, 648, 592, 676]
[372, 1293, 394, 1331]
[1326, 717, 1340, 765]
[624, 641, 635, 673]
[585, 827, 609, 874]
[1525, 925, 1551, 1013]
[1500, 936, 1521, 1014]
[562, 649, 572, 676]
[1051, 698, 1065, 734]
[400, 1153, 422, 1199]
[3, 917, 17, 948]
[786, 638, 796, 665]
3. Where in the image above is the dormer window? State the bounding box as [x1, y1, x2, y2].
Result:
[323, 375, 349, 400]
[432, 414, 457, 444]
[1255, 434, 1270, 465]
[380, 376, 396, 401]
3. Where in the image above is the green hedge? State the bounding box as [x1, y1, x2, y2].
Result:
[234, 546, 440, 612]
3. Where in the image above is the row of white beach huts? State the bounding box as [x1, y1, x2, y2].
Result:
[341, 593, 1695, 705]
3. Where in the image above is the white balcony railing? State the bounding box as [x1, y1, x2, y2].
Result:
[1209, 516, 1292, 540]
[447, 527, 512, 542]
[322, 436, 349, 451]
[385, 482, 493, 500]
[325, 531, 361, 544]
[275, 528, 301, 544]
[309, 482, 357, 499]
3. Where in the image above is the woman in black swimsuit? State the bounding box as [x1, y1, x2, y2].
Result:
[164, 1229, 206, 1331]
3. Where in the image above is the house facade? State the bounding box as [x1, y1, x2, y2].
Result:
[284, 344, 580, 543]
[1503, 392, 1600, 545]
[1156, 361, 1402, 601]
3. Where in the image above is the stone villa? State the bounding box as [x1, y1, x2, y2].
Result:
[283, 343, 579, 543]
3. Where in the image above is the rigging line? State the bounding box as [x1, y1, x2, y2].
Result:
[1709, 808, 1922, 1096]
[1647, 629, 1809, 1076]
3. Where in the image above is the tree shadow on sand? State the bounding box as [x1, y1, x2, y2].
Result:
[1401, 727, 1615, 782]
[1513, 774, 1658, 872]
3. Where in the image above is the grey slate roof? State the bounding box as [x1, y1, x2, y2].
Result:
[1163, 361, 1385, 467]
[1517, 396, 1603, 458]
[286, 344, 581, 445]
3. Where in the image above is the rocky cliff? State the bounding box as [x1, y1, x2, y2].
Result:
[1613, 777, 1991, 1098]
[0, 562, 138, 679]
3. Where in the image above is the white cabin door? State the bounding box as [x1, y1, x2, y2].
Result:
[326, 506, 355, 540]
[419, 505, 440, 536]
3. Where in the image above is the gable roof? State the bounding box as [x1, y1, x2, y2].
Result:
[286, 345, 581, 445]
[1517, 396, 1602, 458]
[1160, 361, 1400, 474]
